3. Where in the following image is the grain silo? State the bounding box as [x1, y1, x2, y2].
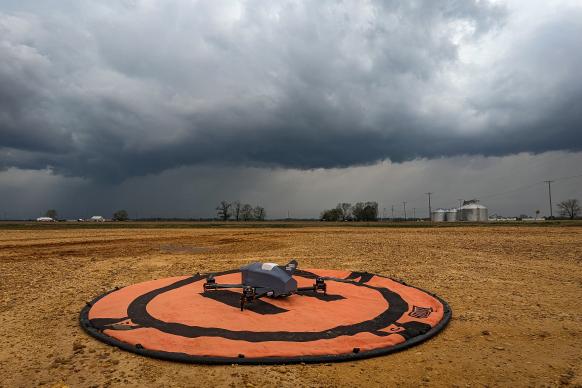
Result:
[459, 200, 488, 222]
[431, 208, 446, 222]
[445, 208, 457, 222]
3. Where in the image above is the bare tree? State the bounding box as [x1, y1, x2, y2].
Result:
[113, 209, 129, 221]
[321, 208, 342, 221]
[352, 202, 378, 221]
[253, 206, 266, 221]
[216, 201, 232, 221]
[45, 209, 57, 219]
[336, 202, 352, 221]
[233, 201, 242, 221]
[241, 204, 254, 221]
[557, 199, 580, 220]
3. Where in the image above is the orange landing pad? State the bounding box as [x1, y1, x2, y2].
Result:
[80, 269, 451, 364]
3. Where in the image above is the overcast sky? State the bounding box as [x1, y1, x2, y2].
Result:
[1, 0, 581, 219]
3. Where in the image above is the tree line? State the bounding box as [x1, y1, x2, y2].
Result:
[320, 202, 379, 221]
[42, 209, 129, 221]
[37, 197, 582, 221]
[216, 201, 266, 221]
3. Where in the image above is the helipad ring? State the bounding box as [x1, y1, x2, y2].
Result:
[80, 268, 451, 364]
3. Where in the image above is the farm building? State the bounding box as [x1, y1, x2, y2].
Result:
[89, 216, 106, 222]
[431, 209, 446, 222]
[36, 217, 55, 222]
[431, 200, 488, 222]
[458, 200, 488, 222]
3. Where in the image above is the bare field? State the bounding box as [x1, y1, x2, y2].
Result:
[0, 226, 581, 387]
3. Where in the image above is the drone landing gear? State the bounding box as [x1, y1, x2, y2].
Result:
[240, 286, 256, 311]
[297, 277, 327, 295]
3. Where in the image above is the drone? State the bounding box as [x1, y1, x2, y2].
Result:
[203, 260, 327, 311]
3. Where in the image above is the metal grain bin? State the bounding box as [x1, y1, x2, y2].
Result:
[431, 208, 446, 222]
[459, 202, 488, 222]
[445, 208, 457, 222]
[478, 207, 489, 222]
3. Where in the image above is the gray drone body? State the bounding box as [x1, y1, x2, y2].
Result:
[241, 261, 298, 297]
[203, 259, 327, 310]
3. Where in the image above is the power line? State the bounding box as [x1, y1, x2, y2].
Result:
[474, 181, 545, 200]
[552, 172, 582, 182]
[464, 173, 581, 202]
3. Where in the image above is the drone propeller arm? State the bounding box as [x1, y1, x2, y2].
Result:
[296, 277, 327, 295]
[203, 282, 246, 291]
[296, 286, 318, 292]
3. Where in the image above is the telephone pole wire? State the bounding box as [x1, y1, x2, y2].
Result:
[544, 180, 554, 218]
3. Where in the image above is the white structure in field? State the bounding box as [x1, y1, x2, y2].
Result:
[431, 200, 488, 222]
[89, 216, 106, 222]
[444, 208, 458, 222]
[458, 200, 488, 222]
[431, 208, 446, 222]
[36, 217, 55, 222]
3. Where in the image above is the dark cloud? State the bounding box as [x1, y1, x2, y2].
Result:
[1, 1, 581, 182]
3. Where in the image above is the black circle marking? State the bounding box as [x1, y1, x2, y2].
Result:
[80, 270, 452, 364]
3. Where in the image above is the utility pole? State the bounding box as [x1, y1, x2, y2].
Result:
[425, 192, 433, 219]
[391, 205, 394, 220]
[382, 207, 386, 222]
[457, 199, 463, 209]
[413, 208, 416, 220]
[544, 180, 554, 218]
[403, 202, 407, 221]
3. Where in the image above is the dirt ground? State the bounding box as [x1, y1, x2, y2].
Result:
[0, 226, 581, 387]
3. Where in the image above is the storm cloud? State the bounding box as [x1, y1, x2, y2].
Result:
[1, 0, 581, 182]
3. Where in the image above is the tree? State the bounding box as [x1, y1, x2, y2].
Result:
[535, 209, 540, 220]
[336, 203, 352, 221]
[253, 206, 266, 221]
[320, 208, 342, 221]
[557, 199, 580, 220]
[216, 201, 232, 221]
[233, 201, 242, 221]
[241, 204, 254, 221]
[352, 202, 378, 221]
[351, 203, 364, 221]
[45, 209, 57, 219]
[113, 209, 129, 221]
